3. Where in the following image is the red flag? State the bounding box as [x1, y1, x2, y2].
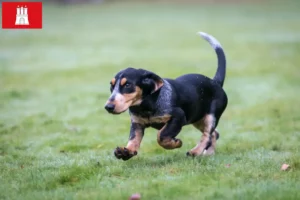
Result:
[2, 2, 42, 29]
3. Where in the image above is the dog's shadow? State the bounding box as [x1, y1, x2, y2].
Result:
[122, 152, 211, 169]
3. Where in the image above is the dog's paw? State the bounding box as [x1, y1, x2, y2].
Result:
[186, 149, 214, 157]
[186, 150, 202, 157]
[186, 151, 196, 157]
[114, 147, 137, 161]
[174, 138, 183, 148]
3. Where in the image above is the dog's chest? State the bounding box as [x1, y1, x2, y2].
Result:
[131, 114, 171, 126]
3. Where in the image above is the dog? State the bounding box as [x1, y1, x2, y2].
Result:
[104, 32, 228, 161]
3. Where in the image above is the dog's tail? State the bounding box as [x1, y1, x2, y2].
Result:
[198, 32, 226, 87]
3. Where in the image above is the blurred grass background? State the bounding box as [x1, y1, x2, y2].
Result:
[1, 0, 300, 199]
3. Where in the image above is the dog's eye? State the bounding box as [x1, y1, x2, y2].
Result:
[110, 82, 114, 92]
[124, 83, 132, 88]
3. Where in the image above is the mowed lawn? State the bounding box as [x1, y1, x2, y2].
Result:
[1, 1, 300, 199]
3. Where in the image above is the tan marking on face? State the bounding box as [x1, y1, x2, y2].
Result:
[120, 78, 127, 86]
[156, 124, 182, 149]
[131, 114, 171, 125]
[111, 78, 116, 86]
[110, 86, 143, 113]
[126, 129, 144, 153]
[188, 114, 216, 156]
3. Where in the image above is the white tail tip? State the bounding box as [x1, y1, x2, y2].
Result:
[197, 31, 222, 49]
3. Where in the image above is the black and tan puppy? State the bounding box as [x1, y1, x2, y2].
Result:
[105, 32, 227, 161]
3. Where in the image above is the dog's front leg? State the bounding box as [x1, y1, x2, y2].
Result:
[114, 123, 144, 161]
[157, 108, 185, 149]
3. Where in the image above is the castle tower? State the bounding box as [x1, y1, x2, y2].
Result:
[15, 6, 29, 25]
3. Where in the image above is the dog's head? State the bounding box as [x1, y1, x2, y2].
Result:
[104, 68, 164, 114]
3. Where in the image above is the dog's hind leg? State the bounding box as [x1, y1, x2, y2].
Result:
[187, 114, 218, 157]
[204, 129, 219, 155]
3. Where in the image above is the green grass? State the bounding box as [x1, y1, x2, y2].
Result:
[1, 1, 300, 199]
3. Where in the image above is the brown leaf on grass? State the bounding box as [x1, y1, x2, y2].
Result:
[129, 193, 141, 200]
[225, 164, 231, 168]
[169, 168, 179, 174]
[281, 164, 290, 171]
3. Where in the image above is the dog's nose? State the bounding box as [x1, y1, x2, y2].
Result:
[105, 104, 115, 113]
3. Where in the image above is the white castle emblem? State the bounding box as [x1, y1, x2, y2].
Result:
[15, 6, 29, 25]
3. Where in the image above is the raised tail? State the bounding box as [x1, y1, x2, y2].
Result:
[198, 32, 226, 87]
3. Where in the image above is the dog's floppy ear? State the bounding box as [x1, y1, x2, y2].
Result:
[139, 70, 164, 95]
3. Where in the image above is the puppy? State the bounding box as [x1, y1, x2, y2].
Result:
[105, 32, 227, 160]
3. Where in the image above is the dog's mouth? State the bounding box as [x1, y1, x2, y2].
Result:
[104, 101, 131, 114]
[106, 109, 126, 115]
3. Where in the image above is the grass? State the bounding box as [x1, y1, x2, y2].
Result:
[1, 1, 300, 199]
